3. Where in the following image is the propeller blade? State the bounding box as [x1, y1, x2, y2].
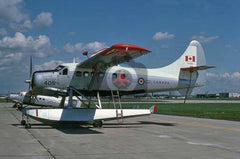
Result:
[6, 90, 10, 102]
[30, 56, 32, 79]
[33, 94, 39, 102]
[28, 83, 31, 91]
[28, 56, 32, 91]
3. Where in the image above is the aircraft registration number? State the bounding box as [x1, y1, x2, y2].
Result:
[44, 80, 56, 86]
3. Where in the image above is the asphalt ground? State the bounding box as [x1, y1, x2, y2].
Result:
[1, 103, 240, 159]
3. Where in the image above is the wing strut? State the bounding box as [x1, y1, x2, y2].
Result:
[97, 91, 102, 109]
[59, 96, 66, 108]
[67, 86, 101, 109]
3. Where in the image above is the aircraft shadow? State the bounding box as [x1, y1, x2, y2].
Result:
[101, 124, 143, 129]
[11, 120, 175, 134]
[138, 121, 176, 126]
[56, 126, 103, 135]
[103, 121, 176, 127]
[11, 123, 103, 135]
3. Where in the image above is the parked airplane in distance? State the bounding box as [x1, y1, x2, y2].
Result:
[8, 91, 81, 109]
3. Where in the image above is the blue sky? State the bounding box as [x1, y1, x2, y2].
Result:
[0, 0, 240, 94]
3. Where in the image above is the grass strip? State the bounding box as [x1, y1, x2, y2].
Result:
[103, 103, 240, 121]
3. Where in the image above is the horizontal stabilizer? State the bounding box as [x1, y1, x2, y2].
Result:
[181, 65, 215, 72]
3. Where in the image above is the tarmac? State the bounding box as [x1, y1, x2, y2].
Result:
[1, 102, 240, 159]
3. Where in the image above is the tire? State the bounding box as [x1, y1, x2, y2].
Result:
[93, 120, 103, 127]
[25, 123, 31, 129]
[17, 103, 23, 111]
[13, 103, 17, 108]
[21, 120, 26, 125]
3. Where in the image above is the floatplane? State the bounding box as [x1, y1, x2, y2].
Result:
[21, 40, 214, 128]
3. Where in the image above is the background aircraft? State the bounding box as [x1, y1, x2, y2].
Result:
[8, 91, 81, 109]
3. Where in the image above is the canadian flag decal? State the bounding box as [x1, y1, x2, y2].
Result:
[185, 56, 195, 62]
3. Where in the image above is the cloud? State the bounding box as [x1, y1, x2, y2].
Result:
[207, 72, 240, 79]
[8, 20, 32, 32]
[34, 60, 64, 71]
[0, 28, 7, 35]
[63, 43, 84, 53]
[0, 32, 56, 73]
[33, 12, 53, 28]
[85, 41, 107, 50]
[0, 0, 53, 32]
[68, 32, 76, 36]
[160, 44, 169, 49]
[0, 0, 27, 24]
[233, 49, 239, 53]
[0, 32, 52, 57]
[205, 72, 240, 93]
[224, 44, 239, 53]
[152, 32, 175, 41]
[63, 41, 107, 53]
[225, 44, 231, 48]
[191, 35, 219, 43]
[0, 0, 32, 32]
[0, 52, 23, 66]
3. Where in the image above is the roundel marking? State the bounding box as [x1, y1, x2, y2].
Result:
[138, 78, 144, 85]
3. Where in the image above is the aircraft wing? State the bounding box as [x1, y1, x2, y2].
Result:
[77, 44, 151, 70]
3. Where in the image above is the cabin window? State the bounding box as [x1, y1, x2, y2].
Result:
[83, 71, 89, 77]
[112, 73, 117, 78]
[99, 72, 104, 77]
[63, 68, 68, 75]
[76, 71, 81, 77]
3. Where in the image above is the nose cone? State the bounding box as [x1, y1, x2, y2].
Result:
[31, 72, 42, 90]
[31, 71, 57, 96]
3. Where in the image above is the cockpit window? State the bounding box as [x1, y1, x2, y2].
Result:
[55, 65, 64, 71]
[112, 73, 117, 78]
[63, 68, 68, 75]
[83, 71, 89, 77]
[99, 72, 104, 77]
[76, 71, 81, 77]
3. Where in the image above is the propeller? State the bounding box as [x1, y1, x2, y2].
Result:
[25, 56, 38, 104]
[6, 90, 10, 102]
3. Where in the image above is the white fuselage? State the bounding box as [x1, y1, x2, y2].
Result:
[32, 63, 189, 96]
[32, 40, 208, 97]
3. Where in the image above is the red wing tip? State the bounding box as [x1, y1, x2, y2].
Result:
[150, 105, 158, 113]
[112, 44, 151, 52]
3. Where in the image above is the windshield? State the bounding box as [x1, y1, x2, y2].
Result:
[55, 65, 64, 71]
